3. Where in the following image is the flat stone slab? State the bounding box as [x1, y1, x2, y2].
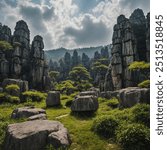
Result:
[28, 113, 47, 121]
[11, 107, 46, 119]
[4, 120, 71, 150]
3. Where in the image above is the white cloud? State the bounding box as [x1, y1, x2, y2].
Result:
[0, 0, 150, 49]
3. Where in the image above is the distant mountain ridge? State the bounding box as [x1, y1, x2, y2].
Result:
[45, 45, 111, 62]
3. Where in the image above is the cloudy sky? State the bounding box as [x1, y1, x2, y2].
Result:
[0, 0, 150, 50]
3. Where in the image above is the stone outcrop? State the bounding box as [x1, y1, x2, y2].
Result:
[11, 107, 46, 119]
[0, 20, 51, 90]
[46, 91, 61, 107]
[4, 120, 71, 150]
[117, 87, 150, 108]
[104, 9, 150, 91]
[71, 96, 99, 112]
[2, 78, 28, 92]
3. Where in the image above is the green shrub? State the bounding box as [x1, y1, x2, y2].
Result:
[5, 84, 20, 96]
[6, 95, 20, 104]
[5, 84, 20, 91]
[0, 93, 6, 102]
[0, 40, 13, 51]
[116, 123, 150, 150]
[107, 98, 119, 109]
[65, 100, 73, 107]
[129, 61, 150, 70]
[138, 80, 150, 88]
[0, 122, 9, 149]
[61, 95, 70, 100]
[131, 104, 150, 127]
[22, 91, 46, 102]
[92, 115, 118, 138]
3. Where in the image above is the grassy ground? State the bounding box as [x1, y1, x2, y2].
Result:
[0, 94, 122, 150]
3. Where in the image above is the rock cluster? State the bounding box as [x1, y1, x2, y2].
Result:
[104, 9, 150, 91]
[0, 20, 50, 90]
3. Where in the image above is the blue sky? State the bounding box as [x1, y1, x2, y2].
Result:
[0, 0, 150, 49]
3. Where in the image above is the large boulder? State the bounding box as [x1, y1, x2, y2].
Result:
[71, 96, 99, 112]
[4, 120, 71, 150]
[11, 107, 46, 119]
[117, 87, 150, 108]
[46, 91, 60, 107]
[2, 79, 28, 92]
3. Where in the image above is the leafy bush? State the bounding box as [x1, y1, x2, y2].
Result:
[22, 91, 46, 102]
[138, 80, 150, 88]
[56, 80, 77, 95]
[92, 115, 118, 138]
[129, 61, 150, 70]
[6, 95, 20, 104]
[131, 104, 150, 127]
[5, 84, 20, 91]
[0, 40, 13, 51]
[107, 98, 119, 109]
[0, 122, 9, 149]
[5, 84, 20, 96]
[116, 123, 150, 150]
[0, 93, 6, 102]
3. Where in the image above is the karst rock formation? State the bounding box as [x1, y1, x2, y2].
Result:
[104, 9, 150, 91]
[0, 20, 50, 90]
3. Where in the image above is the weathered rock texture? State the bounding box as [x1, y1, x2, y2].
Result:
[4, 120, 71, 150]
[117, 87, 150, 108]
[0, 20, 50, 90]
[71, 96, 99, 112]
[46, 91, 60, 107]
[104, 9, 150, 91]
[11, 107, 46, 119]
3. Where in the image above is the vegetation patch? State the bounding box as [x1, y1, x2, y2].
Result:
[22, 91, 47, 102]
[92, 115, 118, 138]
[138, 80, 150, 88]
[116, 123, 150, 150]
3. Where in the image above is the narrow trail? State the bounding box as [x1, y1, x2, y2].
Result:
[55, 114, 69, 119]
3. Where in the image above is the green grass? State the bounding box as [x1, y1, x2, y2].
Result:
[0, 95, 122, 150]
[0, 95, 140, 150]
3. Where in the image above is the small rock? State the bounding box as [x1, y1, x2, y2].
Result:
[48, 129, 71, 149]
[11, 107, 46, 119]
[28, 113, 47, 121]
[71, 96, 99, 112]
[46, 91, 60, 107]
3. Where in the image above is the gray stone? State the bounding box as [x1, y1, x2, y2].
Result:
[48, 129, 71, 149]
[2, 78, 28, 93]
[71, 96, 99, 112]
[117, 87, 150, 108]
[4, 120, 71, 150]
[28, 113, 47, 121]
[46, 91, 60, 107]
[11, 107, 46, 119]
[79, 91, 98, 97]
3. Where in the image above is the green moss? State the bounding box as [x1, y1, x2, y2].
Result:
[107, 98, 119, 109]
[128, 61, 150, 71]
[0, 40, 13, 51]
[5, 84, 20, 91]
[138, 80, 150, 88]
[22, 91, 47, 102]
